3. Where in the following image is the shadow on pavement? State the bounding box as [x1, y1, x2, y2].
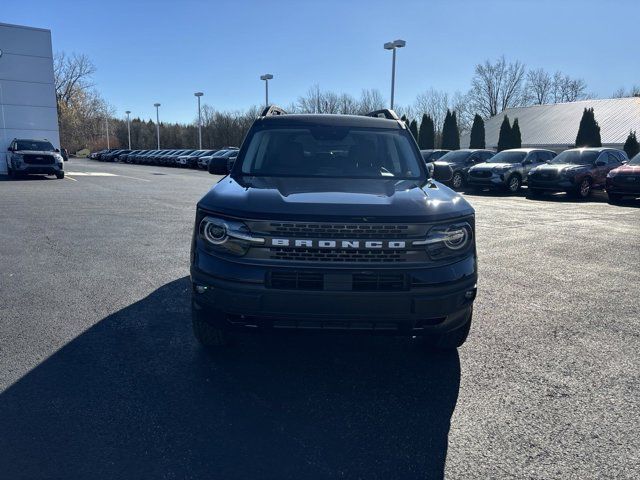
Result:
[0, 277, 460, 480]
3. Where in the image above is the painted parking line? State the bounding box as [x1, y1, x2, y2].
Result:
[66, 172, 150, 182]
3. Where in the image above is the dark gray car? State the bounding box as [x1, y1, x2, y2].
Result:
[467, 148, 556, 193]
[434, 149, 495, 190]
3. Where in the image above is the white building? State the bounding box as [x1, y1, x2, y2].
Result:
[461, 97, 640, 152]
[0, 22, 59, 175]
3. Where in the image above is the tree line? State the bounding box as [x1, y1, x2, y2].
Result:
[56, 51, 640, 157]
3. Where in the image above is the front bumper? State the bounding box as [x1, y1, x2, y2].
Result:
[191, 253, 477, 336]
[528, 177, 574, 191]
[14, 163, 63, 175]
[468, 173, 507, 188]
[606, 178, 640, 196]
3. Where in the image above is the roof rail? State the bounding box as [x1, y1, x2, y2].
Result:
[260, 105, 287, 117]
[365, 109, 400, 120]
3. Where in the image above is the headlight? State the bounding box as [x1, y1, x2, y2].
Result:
[414, 222, 474, 260]
[198, 216, 264, 256]
[607, 170, 618, 178]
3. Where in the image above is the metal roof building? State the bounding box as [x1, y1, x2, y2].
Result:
[461, 97, 640, 152]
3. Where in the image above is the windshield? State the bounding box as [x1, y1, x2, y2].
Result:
[240, 126, 422, 179]
[549, 150, 598, 165]
[486, 151, 527, 164]
[16, 140, 55, 151]
[438, 151, 472, 164]
[629, 153, 640, 166]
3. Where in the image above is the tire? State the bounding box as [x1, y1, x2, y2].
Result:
[451, 171, 464, 190]
[435, 313, 472, 350]
[506, 175, 521, 193]
[55, 171, 65, 179]
[192, 303, 229, 347]
[573, 177, 592, 199]
[607, 192, 623, 204]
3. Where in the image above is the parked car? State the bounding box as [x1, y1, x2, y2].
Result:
[433, 149, 495, 189]
[6, 138, 65, 179]
[198, 148, 238, 169]
[467, 148, 556, 193]
[606, 152, 640, 203]
[177, 150, 218, 168]
[191, 106, 475, 350]
[165, 149, 194, 167]
[528, 147, 627, 198]
[60, 148, 69, 161]
[420, 149, 450, 164]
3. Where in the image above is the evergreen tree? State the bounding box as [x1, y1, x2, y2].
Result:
[418, 114, 435, 149]
[511, 118, 522, 148]
[441, 110, 460, 150]
[497, 115, 512, 151]
[409, 119, 419, 142]
[469, 114, 485, 149]
[623, 130, 640, 159]
[575, 107, 602, 147]
[450, 111, 460, 150]
[401, 114, 408, 124]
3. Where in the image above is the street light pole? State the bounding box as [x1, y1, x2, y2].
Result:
[194, 92, 203, 149]
[125, 110, 131, 149]
[154, 103, 161, 149]
[105, 116, 110, 149]
[383, 39, 406, 110]
[260, 74, 273, 107]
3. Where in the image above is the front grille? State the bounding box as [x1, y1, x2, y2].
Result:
[268, 271, 407, 291]
[352, 273, 406, 291]
[269, 271, 323, 290]
[269, 222, 410, 239]
[470, 170, 492, 178]
[270, 247, 406, 263]
[531, 171, 558, 181]
[23, 154, 54, 165]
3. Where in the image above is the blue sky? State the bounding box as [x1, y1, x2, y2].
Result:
[5, 0, 639, 123]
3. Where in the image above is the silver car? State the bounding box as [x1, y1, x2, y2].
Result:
[7, 138, 65, 179]
[467, 148, 556, 193]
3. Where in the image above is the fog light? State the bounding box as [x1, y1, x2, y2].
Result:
[194, 284, 208, 294]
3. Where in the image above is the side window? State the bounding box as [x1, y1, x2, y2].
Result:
[608, 153, 621, 164]
[595, 152, 608, 165]
[482, 152, 494, 161]
[525, 152, 538, 163]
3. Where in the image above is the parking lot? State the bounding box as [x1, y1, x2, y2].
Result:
[1, 157, 639, 479]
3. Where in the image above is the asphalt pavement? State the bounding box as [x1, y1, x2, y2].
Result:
[0, 158, 638, 479]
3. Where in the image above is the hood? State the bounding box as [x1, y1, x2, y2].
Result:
[15, 150, 58, 156]
[611, 164, 640, 174]
[532, 163, 589, 174]
[198, 176, 474, 222]
[471, 162, 514, 171]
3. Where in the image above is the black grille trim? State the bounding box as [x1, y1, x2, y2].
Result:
[270, 247, 407, 263]
[23, 154, 55, 165]
[268, 222, 412, 239]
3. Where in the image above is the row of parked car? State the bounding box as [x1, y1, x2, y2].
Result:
[420, 147, 640, 203]
[88, 148, 239, 169]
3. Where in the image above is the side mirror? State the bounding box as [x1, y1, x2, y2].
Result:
[208, 156, 229, 175]
[55, 148, 60, 153]
[7, 146, 13, 152]
[428, 162, 453, 182]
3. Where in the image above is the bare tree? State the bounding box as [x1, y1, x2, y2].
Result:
[612, 85, 640, 98]
[414, 88, 450, 133]
[526, 68, 553, 105]
[469, 56, 527, 117]
[54, 52, 97, 109]
[357, 89, 386, 114]
[551, 72, 588, 103]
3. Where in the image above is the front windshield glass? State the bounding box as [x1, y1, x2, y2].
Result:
[240, 126, 422, 179]
[549, 150, 598, 165]
[486, 151, 527, 163]
[438, 151, 471, 164]
[628, 153, 640, 166]
[16, 140, 55, 151]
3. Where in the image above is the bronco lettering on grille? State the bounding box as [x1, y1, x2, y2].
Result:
[268, 238, 407, 249]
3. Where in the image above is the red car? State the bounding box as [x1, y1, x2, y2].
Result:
[606, 153, 640, 203]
